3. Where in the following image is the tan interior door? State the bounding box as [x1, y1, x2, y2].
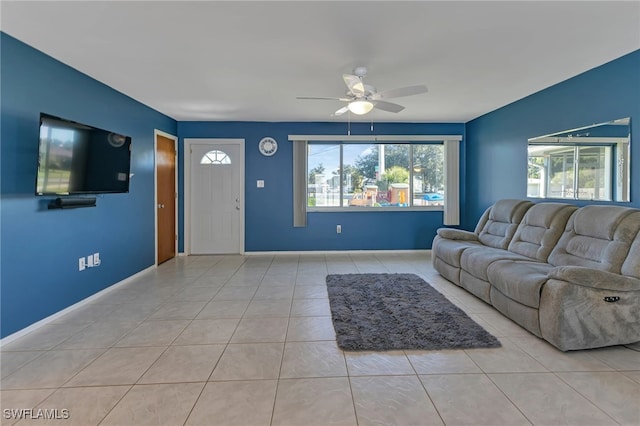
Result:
[157, 135, 176, 264]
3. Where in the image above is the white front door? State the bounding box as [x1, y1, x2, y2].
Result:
[188, 141, 243, 254]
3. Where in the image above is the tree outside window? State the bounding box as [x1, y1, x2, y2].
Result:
[308, 142, 444, 208]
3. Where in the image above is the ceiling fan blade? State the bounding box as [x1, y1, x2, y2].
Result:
[296, 96, 351, 101]
[371, 85, 428, 100]
[373, 100, 405, 113]
[332, 106, 349, 116]
[342, 74, 365, 95]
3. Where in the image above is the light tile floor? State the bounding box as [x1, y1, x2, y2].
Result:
[1, 253, 639, 425]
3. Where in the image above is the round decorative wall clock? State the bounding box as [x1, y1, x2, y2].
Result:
[258, 137, 278, 156]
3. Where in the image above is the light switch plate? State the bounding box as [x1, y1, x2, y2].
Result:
[257, 180, 265, 188]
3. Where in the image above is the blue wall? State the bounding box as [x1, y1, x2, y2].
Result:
[465, 50, 640, 228]
[0, 33, 177, 337]
[4, 29, 636, 338]
[177, 122, 465, 252]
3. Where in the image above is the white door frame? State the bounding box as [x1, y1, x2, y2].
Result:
[154, 129, 179, 265]
[184, 138, 245, 255]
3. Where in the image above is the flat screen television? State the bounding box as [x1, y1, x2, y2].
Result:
[36, 113, 132, 195]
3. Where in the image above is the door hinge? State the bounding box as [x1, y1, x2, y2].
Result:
[175, 234, 178, 241]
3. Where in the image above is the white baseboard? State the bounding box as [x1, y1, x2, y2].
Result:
[244, 249, 431, 256]
[0, 265, 156, 345]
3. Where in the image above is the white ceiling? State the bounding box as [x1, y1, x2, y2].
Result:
[2, 1, 639, 123]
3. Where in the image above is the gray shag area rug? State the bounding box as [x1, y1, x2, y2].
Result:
[326, 273, 501, 351]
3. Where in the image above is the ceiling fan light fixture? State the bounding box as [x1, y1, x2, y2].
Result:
[348, 100, 374, 115]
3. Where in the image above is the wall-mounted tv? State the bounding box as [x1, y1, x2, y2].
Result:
[36, 113, 132, 195]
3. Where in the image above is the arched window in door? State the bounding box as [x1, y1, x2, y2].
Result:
[200, 150, 231, 165]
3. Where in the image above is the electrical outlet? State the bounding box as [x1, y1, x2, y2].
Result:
[79, 253, 101, 271]
[336, 225, 342, 234]
[257, 180, 265, 188]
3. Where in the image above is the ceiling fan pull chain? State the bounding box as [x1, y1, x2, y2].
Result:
[371, 121, 374, 132]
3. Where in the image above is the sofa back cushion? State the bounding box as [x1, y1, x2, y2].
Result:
[477, 199, 533, 249]
[473, 206, 492, 235]
[621, 212, 640, 279]
[549, 206, 640, 272]
[508, 202, 577, 261]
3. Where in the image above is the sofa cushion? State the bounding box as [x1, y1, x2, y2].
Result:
[621, 213, 640, 280]
[490, 287, 542, 337]
[549, 206, 640, 272]
[460, 246, 531, 281]
[487, 260, 553, 308]
[622, 240, 640, 279]
[432, 236, 481, 268]
[473, 205, 492, 234]
[477, 199, 533, 249]
[436, 228, 479, 241]
[507, 203, 577, 261]
[433, 257, 463, 285]
[459, 270, 492, 303]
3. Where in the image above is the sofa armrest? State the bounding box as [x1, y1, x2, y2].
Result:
[436, 228, 479, 241]
[549, 266, 640, 292]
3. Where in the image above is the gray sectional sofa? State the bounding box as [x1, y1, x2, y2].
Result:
[432, 199, 640, 351]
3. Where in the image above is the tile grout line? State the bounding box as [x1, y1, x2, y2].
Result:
[181, 255, 257, 426]
[551, 370, 625, 425]
[4, 254, 639, 425]
[483, 372, 535, 426]
[265, 253, 286, 426]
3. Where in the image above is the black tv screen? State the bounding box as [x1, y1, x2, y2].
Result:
[36, 113, 132, 195]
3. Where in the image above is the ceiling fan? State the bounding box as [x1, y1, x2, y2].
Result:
[297, 66, 428, 116]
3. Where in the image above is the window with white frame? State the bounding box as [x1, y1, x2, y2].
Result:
[307, 142, 445, 208]
[290, 135, 461, 227]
